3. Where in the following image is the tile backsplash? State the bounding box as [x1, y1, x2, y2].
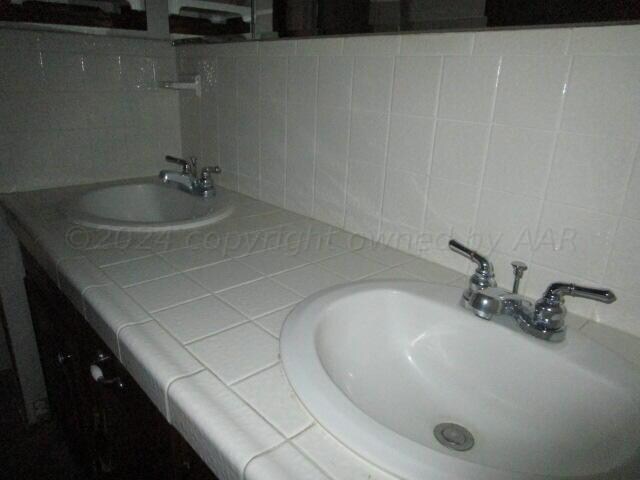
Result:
[177, 25, 640, 336]
[0, 28, 182, 192]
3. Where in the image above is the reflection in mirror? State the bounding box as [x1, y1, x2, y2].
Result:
[174, 0, 640, 42]
[0, 0, 147, 30]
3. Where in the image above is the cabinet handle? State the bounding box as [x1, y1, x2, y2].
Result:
[90, 364, 124, 390]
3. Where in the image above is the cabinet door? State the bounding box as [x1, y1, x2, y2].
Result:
[24, 275, 98, 478]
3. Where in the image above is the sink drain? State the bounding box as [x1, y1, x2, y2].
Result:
[434, 423, 475, 452]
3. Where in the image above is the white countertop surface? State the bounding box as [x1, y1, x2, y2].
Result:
[3, 178, 640, 480]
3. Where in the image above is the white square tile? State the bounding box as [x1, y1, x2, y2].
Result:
[364, 266, 420, 281]
[546, 133, 637, 215]
[236, 57, 259, 102]
[400, 32, 474, 55]
[57, 257, 112, 311]
[168, 371, 283, 479]
[387, 115, 434, 175]
[187, 259, 263, 293]
[233, 364, 313, 437]
[42, 51, 85, 91]
[287, 56, 318, 106]
[217, 278, 302, 319]
[255, 305, 295, 338]
[84, 244, 153, 268]
[494, 56, 570, 130]
[153, 295, 247, 344]
[159, 245, 228, 271]
[474, 29, 570, 55]
[83, 284, 151, 354]
[316, 106, 350, 159]
[356, 244, 415, 266]
[119, 321, 203, 416]
[475, 189, 542, 258]
[438, 56, 500, 123]
[562, 56, 640, 137]
[319, 251, 387, 280]
[102, 255, 178, 287]
[245, 443, 329, 480]
[125, 274, 209, 312]
[431, 120, 490, 186]
[260, 56, 287, 102]
[343, 35, 400, 56]
[259, 40, 296, 56]
[484, 125, 555, 199]
[532, 203, 618, 282]
[352, 56, 395, 113]
[318, 56, 353, 108]
[295, 238, 347, 262]
[399, 258, 464, 284]
[271, 264, 346, 296]
[603, 217, 640, 293]
[294, 425, 395, 480]
[569, 25, 640, 55]
[314, 153, 348, 227]
[239, 246, 308, 275]
[345, 159, 384, 236]
[188, 322, 279, 383]
[349, 109, 389, 165]
[623, 152, 640, 221]
[296, 38, 343, 56]
[392, 56, 441, 116]
[382, 168, 428, 230]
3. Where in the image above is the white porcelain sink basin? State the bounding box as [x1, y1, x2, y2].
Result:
[65, 182, 233, 231]
[281, 281, 640, 480]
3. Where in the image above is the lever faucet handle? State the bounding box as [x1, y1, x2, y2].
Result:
[540, 283, 616, 305]
[165, 155, 197, 174]
[510, 261, 528, 294]
[448, 239, 494, 277]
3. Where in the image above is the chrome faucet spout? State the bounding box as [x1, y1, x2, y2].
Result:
[159, 155, 221, 198]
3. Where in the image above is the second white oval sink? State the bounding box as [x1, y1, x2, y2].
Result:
[65, 182, 233, 232]
[281, 281, 640, 480]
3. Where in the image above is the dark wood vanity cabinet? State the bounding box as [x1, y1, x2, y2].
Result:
[22, 248, 217, 480]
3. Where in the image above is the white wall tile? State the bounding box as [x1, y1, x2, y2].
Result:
[623, 150, 640, 221]
[569, 25, 640, 55]
[387, 114, 434, 175]
[562, 56, 640, 137]
[546, 133, 637, 215]
[494, 56, 570, 130]
[349, 109, 389, 165]
[474, 29, 570, 55]
[382, 169, 427, 230]
[296, 38, 343, 56]
[352, 56, 395, 113]
[484, 125, 554, 198]
[431, 120, 490, 186]
[400, 32, 474, 56]
[532, 203, 618, 282]
[343, 35, 400, 56]
[317, 56, 353, 109]
[287, 56, 318, 106]
[438, 56, 500, 123]
[391, 56, 441, 117]
[345, 159, 384, 236]
[260, 56, 287, 102]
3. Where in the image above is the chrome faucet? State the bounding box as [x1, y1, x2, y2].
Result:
[159, 155, 221, 197]
[449, 239, 616, 342]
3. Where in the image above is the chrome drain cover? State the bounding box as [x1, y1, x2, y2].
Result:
[434, 423, 475, 452]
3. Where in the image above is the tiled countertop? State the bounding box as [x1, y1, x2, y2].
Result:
[3, 178, 640, 480]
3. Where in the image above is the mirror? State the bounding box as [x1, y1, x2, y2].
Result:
[168, 0, 640, 42]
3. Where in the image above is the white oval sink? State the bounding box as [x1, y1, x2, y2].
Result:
[65, 182, 233, 231]
[281, 281, 640, 480]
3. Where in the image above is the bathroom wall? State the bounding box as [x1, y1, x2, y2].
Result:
[0, 27, 182, 193]
[177, 25, 640, 336]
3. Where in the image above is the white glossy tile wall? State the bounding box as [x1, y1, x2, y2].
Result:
[176, 25, 640, 336]
[0, 28, 182, 192]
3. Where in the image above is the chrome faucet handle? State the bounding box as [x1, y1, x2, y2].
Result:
[510, 261, 527, 294]
[532, 283, 616, 334]
[165, 155, 197, 175]
[449, 239, 497, 301]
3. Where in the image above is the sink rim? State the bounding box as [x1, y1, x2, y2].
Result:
[64, 180, 234, 232]
[281, 280, 640, 480]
